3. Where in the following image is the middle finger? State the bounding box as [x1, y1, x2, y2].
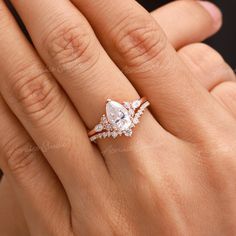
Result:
[70, 0, 228, 139]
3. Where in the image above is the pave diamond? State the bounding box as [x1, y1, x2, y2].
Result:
[129, 109, 135, 116]
[133, 117, 139, 125]
[104, 123, 112, 130]
[112, 131, 118, 139]
[106, 101, 132, 131]
[124, 129, 132, 137]
[132, 100, 141, 109]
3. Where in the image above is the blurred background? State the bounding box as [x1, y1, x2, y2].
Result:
[138, 0, 236, 69]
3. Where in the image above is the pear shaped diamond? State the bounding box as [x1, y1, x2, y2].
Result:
[106, 101, 132, 131]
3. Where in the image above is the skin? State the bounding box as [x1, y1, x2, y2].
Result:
[0, 0, 236, 235]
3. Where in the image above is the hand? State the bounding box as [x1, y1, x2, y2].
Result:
[0, 4, 222, 234]
[0, 1, 223, 233]
[1, 0, 234, 233]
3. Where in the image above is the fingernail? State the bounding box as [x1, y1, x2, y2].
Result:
[198, 1, 222, 28]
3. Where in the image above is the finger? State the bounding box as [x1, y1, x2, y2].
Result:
[8, 2, 169, 230]
[70, 0, 224, 139]
[10, 0, 167, 165]
[151, 0, 222, 49]
[178, 43, 236, 91]
[211, 81, 236, 119]
[178, 43, 236, 120]
[0, 177, 29, 236]
[0, 95, 71, 235]
[0, 0, 107, 203]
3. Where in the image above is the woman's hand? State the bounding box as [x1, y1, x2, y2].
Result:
[0, 1, 224, 234]
[0, 0, 235, 235]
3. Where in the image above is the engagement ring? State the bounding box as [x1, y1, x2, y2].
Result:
[88, 97, 150, 142]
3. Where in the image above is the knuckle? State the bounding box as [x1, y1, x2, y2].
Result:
[181, 43, 224, 67]
[2, 137, 36, 174]
[42, 21, 99, 74]
[180, 43, 235, 81]
[112, 15, 167, 69]
[200, 44, 224, 65]
[9, 63, 65, 126]
[206, 142, 236, 178]
[214, 63, 236, 84]
[213, 81, 236, 97]
[211, 81, 236, 114]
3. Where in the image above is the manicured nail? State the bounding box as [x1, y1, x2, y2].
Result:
[198, 1, 222, 28]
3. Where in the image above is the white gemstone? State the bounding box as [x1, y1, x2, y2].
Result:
[118, 130, 123, 136]
[95, 124, 103, 132]
[101, 115, 108, 124]
[112, 131, 118, 139]
[138, 110, 143, 116]
[132, 100, 141, 109]
[105, 123, 112, 131]
[106, 101, 132, 131]
[102, 133, 107, 138]
[133, 117, 139, 125]
[130, 123, 135, 128]
[124, 102, 131, 109]
[129, 109, 135, 116]
[124, 129, 133, 137]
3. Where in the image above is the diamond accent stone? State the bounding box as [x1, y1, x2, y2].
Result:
[95, 124, 103, 132]
[106, 101, 132, 131]
[132, 100, 141, 109]
[104, 123, 112, 131]
[133, 117, 139, 125]
[112, 131, 118, 139]
[101, 115, 108, 124]
[138, 110, 143, 116]
[124, 129, 133, 137]
[129, 109, 135, 116]
[124, 102, 131, 109]
[118, 130, 123, 136]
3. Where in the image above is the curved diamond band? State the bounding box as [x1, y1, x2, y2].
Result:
[88, 97, 150, 142]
